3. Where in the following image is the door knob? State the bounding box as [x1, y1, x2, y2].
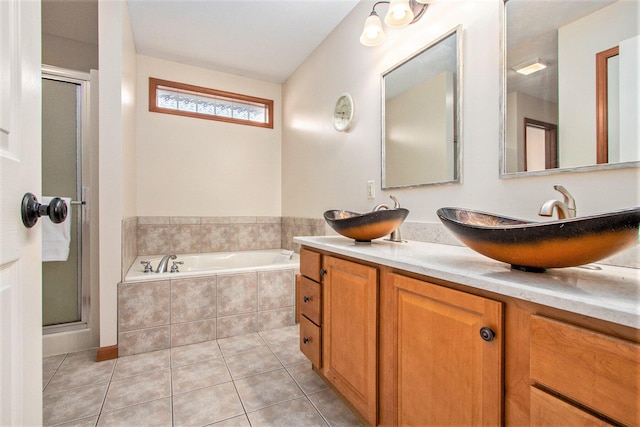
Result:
[479, 327, 496, 342]
[21, 193, 68, 228]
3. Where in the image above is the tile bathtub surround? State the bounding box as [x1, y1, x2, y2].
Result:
[43, 325, 363, 427]
[122, 215, 326, 276]
[118, 269, 296, 356]
[281, 216, 326, 252]
[136, 216, 285, 256]
[121, 216, 138, 281]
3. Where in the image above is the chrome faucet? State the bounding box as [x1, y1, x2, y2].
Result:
[156, 254, 177, 273]
[373, 195, 405, 242]
[538, 185, 577, 220]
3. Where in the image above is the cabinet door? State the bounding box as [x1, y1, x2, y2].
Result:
[380, 272, 503, 426]
[322, 256, 378, 425]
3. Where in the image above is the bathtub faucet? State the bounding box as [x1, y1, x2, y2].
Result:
[156, 254, 177, 273]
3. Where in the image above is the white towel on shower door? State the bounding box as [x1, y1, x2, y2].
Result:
[42, 196, 72, 262]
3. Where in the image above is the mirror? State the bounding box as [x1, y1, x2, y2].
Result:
[502, 0, 639, 176]
[382, 26, 462, 189]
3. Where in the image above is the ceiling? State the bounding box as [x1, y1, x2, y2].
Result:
[126, 0, 360, 83]
[42, 0, 359, 83]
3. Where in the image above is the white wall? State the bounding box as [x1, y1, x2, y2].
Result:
[282, 0, 639, 224]
[135, 55, 282, 217]
[559, 0, 639, 168]
[618, 35, 640, 162]
[98, 1, 137, 349]
[41, 33, 98, 73]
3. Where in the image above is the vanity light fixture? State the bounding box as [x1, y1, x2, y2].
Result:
[513, 58, 547, 75]
[360, 0, 429, 47]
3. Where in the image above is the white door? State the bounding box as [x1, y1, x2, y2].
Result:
[0, 0, 43, 425]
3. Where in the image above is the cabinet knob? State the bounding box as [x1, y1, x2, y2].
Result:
[320, 269, 327, 276]
[303, 337, 309, 344]
[479, 327, 496, 342]
[303, 296, 310, 303]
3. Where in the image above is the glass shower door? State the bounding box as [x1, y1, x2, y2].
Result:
[41, 75, 86, 329]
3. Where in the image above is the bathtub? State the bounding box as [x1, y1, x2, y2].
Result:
[125, 248, 299, 282]
[119, 248, 301, 356]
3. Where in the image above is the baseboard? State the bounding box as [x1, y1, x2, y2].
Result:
[96, 344, 118, 362]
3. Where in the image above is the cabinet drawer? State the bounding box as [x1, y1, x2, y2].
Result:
[300, 248, 322, 282]
[530, 387, 612, 426]
[300, 315, 321, 368]
[299, 276, 321, 325]
[530, 315, 640, 426]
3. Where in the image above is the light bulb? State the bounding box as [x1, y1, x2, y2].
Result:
[384, 0, 414, 27]
[360, 12, 386, 46]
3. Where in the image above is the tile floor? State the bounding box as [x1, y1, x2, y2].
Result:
[43, 325, 362, 427]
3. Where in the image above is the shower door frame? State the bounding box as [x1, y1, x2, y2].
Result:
[41, 65, 92, 335]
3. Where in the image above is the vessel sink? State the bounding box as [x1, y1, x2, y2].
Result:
[324, 208, 409, 242]
[437, 207, 640, 271]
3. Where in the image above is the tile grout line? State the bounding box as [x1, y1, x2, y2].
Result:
[94, 352, 117, 425]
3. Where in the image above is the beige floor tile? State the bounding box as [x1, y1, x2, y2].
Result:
[102, 369, 171, 412]
[46, 350, 116, 393]
[43, 354, 66, 389]
[308, 389, 363, 427]
[210, 415, 251, 426]
[53, 415, 99, 427]
[224, 347, 283, 379]
[270, 340, 309, 366]
[234, 369, 303, 412]
[43, 325, 361, 426]
[112, 349, 170, 380]
[171, 339, 222, 367]
[259, 324, 299, 347]
[286, 362, 329, 395]
[217, 332, 268, 356]
[173, 382, 244, 426]
[172, 357, 232, 395]
[97, 398, 172, 426]
[247, 397, 328, 427]
[43, 383, 108, 426]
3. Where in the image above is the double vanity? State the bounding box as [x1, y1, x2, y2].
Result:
[294, 235, 639, 426]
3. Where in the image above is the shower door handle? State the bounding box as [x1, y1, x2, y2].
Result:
[21, 192, 68, 228]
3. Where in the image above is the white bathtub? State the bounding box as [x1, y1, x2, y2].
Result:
[125, 249, 299, 282]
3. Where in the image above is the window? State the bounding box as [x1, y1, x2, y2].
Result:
[149, 78, 274, 129]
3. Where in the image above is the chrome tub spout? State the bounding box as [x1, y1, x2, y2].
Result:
[156, 254, 177, 273]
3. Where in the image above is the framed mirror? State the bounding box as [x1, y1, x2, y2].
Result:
[382, 26, 462, 189]
[501, 0, 639, 177]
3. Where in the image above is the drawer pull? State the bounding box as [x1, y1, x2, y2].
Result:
[303, 337, 309, 344]
[303, 296, 310, 303]
[480, 327, 496, 342]
[320, 268, 327, 276]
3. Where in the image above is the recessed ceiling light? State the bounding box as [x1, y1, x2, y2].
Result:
[513, 58, 547, 75]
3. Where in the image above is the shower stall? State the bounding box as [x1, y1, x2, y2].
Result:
[41, 66, 99, 356]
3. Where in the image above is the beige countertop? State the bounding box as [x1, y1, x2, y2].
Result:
[294, 236, 640, 329]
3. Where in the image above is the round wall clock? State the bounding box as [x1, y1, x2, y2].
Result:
[333, 93, 354, 132]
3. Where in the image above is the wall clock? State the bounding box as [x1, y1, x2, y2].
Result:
[333, 93, 354, 132]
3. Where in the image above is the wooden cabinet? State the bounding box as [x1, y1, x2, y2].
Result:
[299, 248, 323, 368]
[379, 272, 503, 426]
[530, 315, 640, 426]
[298, 244, 639, 427]
[322, 255, 378, 426]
